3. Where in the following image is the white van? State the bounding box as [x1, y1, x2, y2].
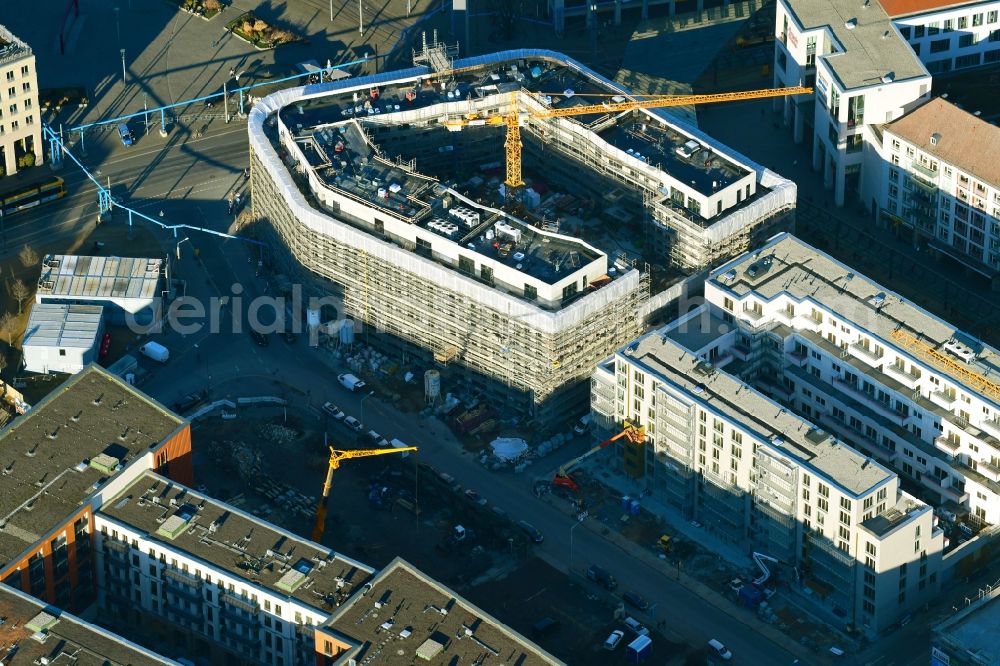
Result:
[390, 438, 411, 457]
[708, 638, 732, 660]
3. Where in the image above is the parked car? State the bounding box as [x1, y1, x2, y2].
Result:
[603, 630, 624, 650]
[623, 617, 649, 636]
[249, 330, 270, 347]
[586, 564, 618, 590]
[707, 639, 733, 661]
[531, 617, 559, 638]
[343, 416, 363, 432]
[321, 402, 345, 420]
[623, 591, 649, 610]
[117, 123, 134, 146]
[574, 414, 592, 435]
[517, 521, 544, 543]
[173, 391, 207, 413]
[366, 430, 389, 447]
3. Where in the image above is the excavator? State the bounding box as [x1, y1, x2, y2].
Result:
[311, 444, 418, 543]
[552, 421, 645, 492]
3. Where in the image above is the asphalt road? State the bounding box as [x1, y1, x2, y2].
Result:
[92, 124, 805, 664]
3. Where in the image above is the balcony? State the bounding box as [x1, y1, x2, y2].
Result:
[787, 348, 809, 368]
[774, 307, 796, 325]
[742, 308, 765, 322]
[980, 460, 1000, 483]
[848, 342, 883, 366]
[980, 418, 1000, 440]
[732, 342, 753, 361]
[930, 390, 957, 409]
[884, 363, 921, 389]
[911, 161, 938, 181]
[831, 379, 907, 424]
[934, 436, 961, 457]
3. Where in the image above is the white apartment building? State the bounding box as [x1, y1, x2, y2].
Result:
[590, 306, 941, 635]
[94, 471, 376, 666]
[696, 232, 1000, 526]
[875, 97, 1000, 278]
[776, 0, 1000, 208]
[889, 0, 1000, 74]
[0, 24, 41, 176]
[774, 0, 931, 207]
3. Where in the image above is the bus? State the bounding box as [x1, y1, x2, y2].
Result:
[0, 176, 66, 218]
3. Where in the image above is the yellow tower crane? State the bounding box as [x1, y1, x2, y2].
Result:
[311, 445, 418, 543]
[890, 328, 1000, 402]
[439, 86, 813, 194]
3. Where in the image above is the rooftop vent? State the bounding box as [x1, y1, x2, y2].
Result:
[930, 132, 941, 146]
[693, 383, 707, 395]
[845, 18, 857, 29]
[881, 72, 895, 84]
[882, 30, 890, 39]
[873, 292, 886, 307]
[721, 269, 737, 282]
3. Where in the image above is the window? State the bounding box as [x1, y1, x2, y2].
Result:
[900, 25, 912, 39]
[20, 82, 29, 93]
[524, 284, 537, 301]
[956, 53, 982, 67]
[959, 34, 977, 48]
[19, 65, 27, 76]
[990, 10, 998, 23]
[889, 168, 898, 182]
[928, 21, 940, 35]
[914, 25, 925, 38]
[7, 103, 15, 115]
[974, 13, 984, 26]
[59, 348, 66, 356]
[944, 19, 954, 32]
[958, 16, 968, 29]
[561, 282, 578, 301]
[930, 38, 951, 53]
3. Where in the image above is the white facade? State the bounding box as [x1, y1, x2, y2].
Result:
[874, 99, 1000, 274]
[0, 25, 42, 176]
[591, 318, 942, 635]
[22, 303, 103, 375]
[93, 476, 374, 666]
[895, 4, 1000, 73]
[702, 233, 1000, 526]
[774, 0, 931, 206]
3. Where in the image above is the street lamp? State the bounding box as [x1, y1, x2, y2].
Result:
[358, 0, 364, 33]
[360, 389, 375, 426]
[120, 49, 127, 86]
[114, 7, 121, 43]
[175, 236, 191, 260]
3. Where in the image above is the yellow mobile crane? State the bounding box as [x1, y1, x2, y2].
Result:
[311, 445, 418, 543]
[439, 86, 813, 195]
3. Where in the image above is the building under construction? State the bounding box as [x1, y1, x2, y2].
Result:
[248, 46, 796, 419]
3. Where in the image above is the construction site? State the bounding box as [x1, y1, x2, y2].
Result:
[247, 41, 802, 421]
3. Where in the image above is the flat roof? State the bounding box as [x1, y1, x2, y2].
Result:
[631, 326, 894, 496]
[0, 583, 178, 665]
[322, 557, 564, 665]
[0, 366, 183, 566]
[37, 255, 162, 304]
[709, 232, 1000, 406]
[886, 97, 1000, 188]
[99, 472, 375, 613]
[785, 0, 927, 89]
[861, 493, 925, 537]
[934, 586, 1000, 663]
[22, 303, 103, 350]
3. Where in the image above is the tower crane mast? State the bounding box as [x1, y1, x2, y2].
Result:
[312, 445, 418, 543]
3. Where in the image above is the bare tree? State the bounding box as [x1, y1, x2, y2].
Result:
[18, 244, 38, 268]
[0, 312, 14, 345]
[9, 279, 29, 314]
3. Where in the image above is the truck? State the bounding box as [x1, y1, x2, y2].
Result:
[139, 341, 170, 363]
[338, 373, 366, 392]
[390, 438, 411, 457]
[586, 564, 618, 590]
